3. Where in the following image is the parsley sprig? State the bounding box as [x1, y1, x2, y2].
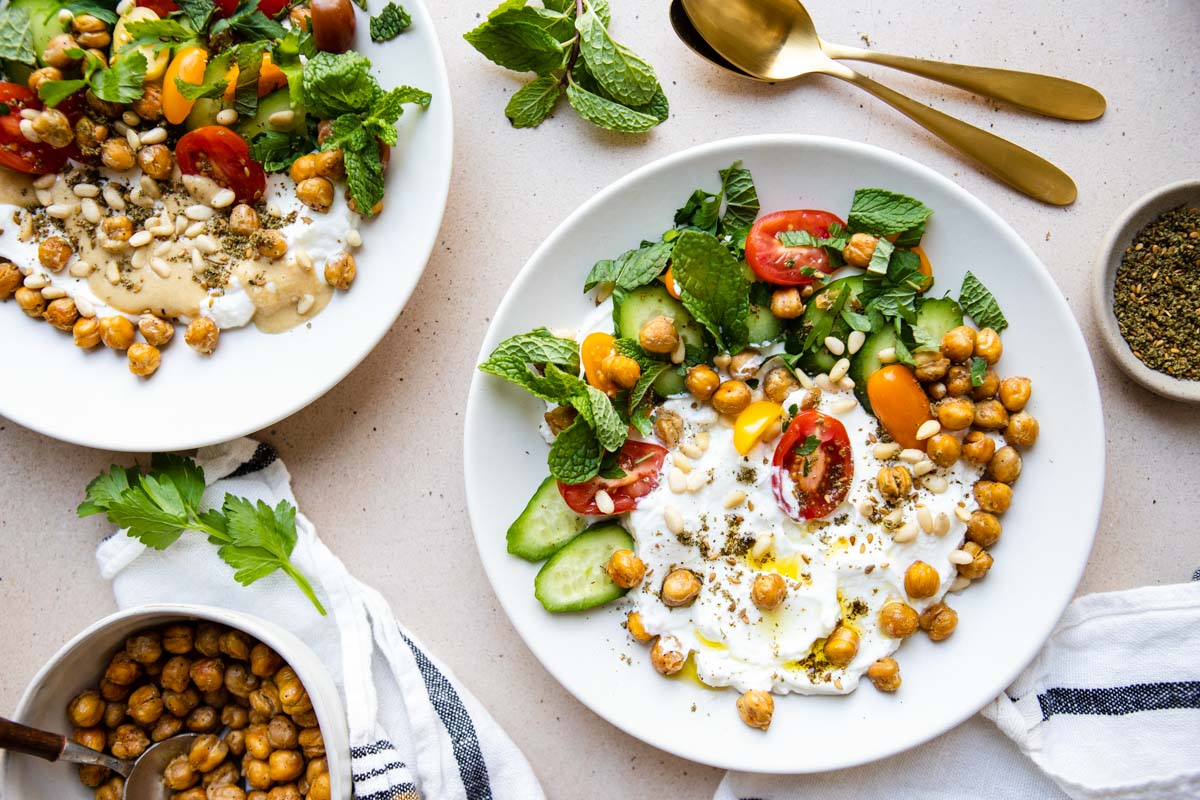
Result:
[79, 454, 326, 615]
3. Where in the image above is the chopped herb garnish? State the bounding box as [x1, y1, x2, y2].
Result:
[970, 356, 988, 387]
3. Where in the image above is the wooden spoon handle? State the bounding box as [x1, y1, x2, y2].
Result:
[0, 717, 67, 762]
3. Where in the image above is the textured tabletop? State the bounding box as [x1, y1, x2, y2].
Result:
[2, 1, 1198, 797]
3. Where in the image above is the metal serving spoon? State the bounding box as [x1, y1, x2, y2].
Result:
[1, 716, 198, 800]
[675, 0, 1082, 205]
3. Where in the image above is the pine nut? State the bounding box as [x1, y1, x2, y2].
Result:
[594, 489, 615, 515]
[873, 442, 901, 460]
[195, 236, 218, 254]
[105, 262, 120, 284]
[934, 512, 951, 536]
[664, 505, 684, 534]
[917, 507, 934, 533]
[46, 203, 74, 219]
[268, 109, 295, 127]
[81, 198, 101, 224]
[75, 297, 95, 317]
[216, 108, 238, 126]
[72, 182, 99, 198]
[892, 521, 918, 543]
[713, 353, 732, 369]
[185, 204, 214, 221]
[723, 490, 746, 509]
[122, 110, 140, 127]
[899, 448, 924, 463]
[116, 0, 134, 13]
[857, 499, 876, 518]
[922, 476, 949, 494]
[847, 329, 866, 355]
[113, 120, 130, 136]
[686, 470, 709, 492]
[916, 420, 941, 440]
[130, 187, 154, 208]
[839, 376, 855, 392]
[103, 186, 126, 210]
[19, 212, 33, 241]
[57, 7, 74, 22]
[670, 338, 686, 364]
[33, 173, 57, 189]
[750, 533, 773, 561]
[35, 188, 52, 207]
[679, 442, 702, 459]
[347, 229, 363, 248]
[19, 108, 38, 120]
[150, 257, 171, 278]
[672, 454, 693, 474]
[296, 293, 315, 315]
[695, 431, 710, 451]
[267, 202, 283, 217]
[192, 250, 206, 273]
[210, 188, 236, 209]
[824, 336, 845, 356]
[126, 128, 141, 152]
[878, 347, 897, 364]
[41, 286, 67, 299]
[913, 459, 936, 477]
[184, 221, 205, 238]
[948, 549, 973, 565]
[829, 357, 851, 382]
[69, 261, 93, 278]
[127, 230, 152, 248]
[131, 247, 148, 269]
[815, 373, 835, 392]
[954, 506, 971, 523]
[139, 176, 160, 199]
[883, 508, 904, 527]
[796, 370, 815, 389]
[949, 575, 971, 592]
[19, 119, 40, 142]
[294, 247, 313, 271]
[830, 396, 857, 414]
[23, 273, 47, 289]
[149, 222, 174, 237]
[139, 126, 167, 145]
[668, 468, 686, 493]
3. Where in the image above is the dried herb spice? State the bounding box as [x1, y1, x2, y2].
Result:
[1112, 205, 1200, 381]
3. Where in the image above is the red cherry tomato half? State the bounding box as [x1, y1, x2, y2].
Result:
[0, 81, 39, 111]
[0, 83, 70, 175]
[558, 439, 669, 515]
[136, 0, 180, 14]
[771, 410, 854, 520]
[256, 0, 290, 16]
[175, 126, 266, 204]
[745, 209, 847, 286]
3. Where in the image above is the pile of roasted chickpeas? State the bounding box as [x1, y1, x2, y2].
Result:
[65, 622, 329, 800]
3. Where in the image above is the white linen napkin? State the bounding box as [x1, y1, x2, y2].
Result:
[717, 574, 1200, 800]
[95, 437, 544, 800]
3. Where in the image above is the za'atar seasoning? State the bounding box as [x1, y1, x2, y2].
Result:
[1112, 205, 1200, 381]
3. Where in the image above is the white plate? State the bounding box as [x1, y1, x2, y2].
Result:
[464, 135, 1105, 773]
[0, 6, 452, 452]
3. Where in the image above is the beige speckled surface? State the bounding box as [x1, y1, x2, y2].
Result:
[2, 2, 1199, 797]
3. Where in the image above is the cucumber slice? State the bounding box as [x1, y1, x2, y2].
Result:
[236, 89, 306, 141]
[506, 476, 587, 561]
[534, 523, 634, 612]
[849, 327, 898, 412]
[746, 303, 783, 345]
[913, 297, 964, 351]
[614, 285, 708, 396]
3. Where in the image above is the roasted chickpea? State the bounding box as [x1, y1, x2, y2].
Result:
[104, 651, 141, 686]
[712, 380, 752, 416]
[218, 728, 245, 759]
[998, 376, 1032, 412]
[160, 624, 192, 653]
[753, 368, 797, 406]
[216, 629, 252, 660]
[878, 601, 919, 638]
[926, 433, 961, 468]
[638, 315, 679, 354]
[685, 364, 720, 400]
[163, 754, 198, 790]
[290, 154, 318, 183]
[75, 726, 107, 752]
[102, 215, 133, 242]
[936, 397, 975, 431]
[225, 663, 261, 698]
[275, 667, 311, 715]
[127, 684, 164, 725]
[42, 33, 80, 69]
[250, 644, 284, 678]
[966, 510, 1002, 548]
[207, 787, 247, 800]
[974, 327, 1002, 364]
[914, 350, 950, 382]
[175, 788, 207, 800]
[298, 727, 325, 759]
[78, 764, 111, 788]
[74, 116, 107, 152]
[986, 445, 1022, 484]
[0, 260, 21, 299]
[876, 465, 913, 500]
[229, 204, 260, 236]
[95, 775, 125, 800]
[245, 724, 272, 760]
[99, 316, 135, 350]
[926, 380, 947, 401]
[1005, 411, 1039, 447]
[186, 733, 228, 773]
[601, 353, 641, 390]
[945, 365, 973, 397]
[191, 658, 226, 694]
[86, 89, 122, 118]
[150, 713, 183, 742]
[28, 112, 71, 147]
[124, 631, 160, 666]
[158, 655, 191, 694]
[969, 368, 1000, 401]
[186, 705, 219, 732]
[905, 561, 940, 599]
[218, 704, 249, 732]
[957, 541, 993, 579]
[127, 343, 161, 377]
[206, 765, 243, 790]
[606, 549, 645, 588]
[974, 480, 1012, 514]
[749, 572, 787, 611]
[27, 65, 62, 93]
[959, 431, 994, 466]
[103, 700, 127, 728]
[823, 625, 859, 667]
[185, 317, 219, 354]
[736, 689, 774, 730]
[268, 750, 304, 782]
[131, 82, 163, 120]
[14, 286, 46, 317]
[99, 678, 132, 702]
[192, 623, 221, 657]
[267, 786, 300, 800]
[650, 635, 685, 675]
[296, 177, 334, 212]
[109, 724, 149, 759]
[69, 316, 101, 348]
[249, 682, 283, 722]
[973, 399, 1009, 430]
[653, 408, 683, 447]
[244, 757, 272, 790]
[920, 602, 958, 641]
[135, 143, 173, 180]
[256, 229, 288, 259]
[617, 611, 651, 645]
[314, 149, 345, 180]
[44, 296, 78, 330]
[38, 235, 73, 271]
[661, 568, 702, 607]
[164, 687, 201, 717]
[101, 137, 135, 171]
[842, 232, 878, 268]
[765, 285, 805, 319]
[324, 251, 355, 290]
[289, 3, 312, 28]
[68, 691, 106, 728]
[135, 315, 174, 347]
[867, 657, 901, 692]
[290, 708, 319, 728]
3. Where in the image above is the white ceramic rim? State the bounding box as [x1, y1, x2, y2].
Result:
[464, 134, 1106, 772]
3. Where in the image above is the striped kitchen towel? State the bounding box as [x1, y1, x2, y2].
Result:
[95, 438, 544, 800]
[717, 572, 1200, 800]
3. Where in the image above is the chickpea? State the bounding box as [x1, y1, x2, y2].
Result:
[268, 750, 305, 782]
[877, 603, 918, 639]
[973, 399, 1009, 430]
[823, 625, 859, 667]
[920, 602, 958, 641]
[95, 776, 125, 800]
[221, 704, 249, 732]
[986, 445, 1022, 484]
[265, 715, 298, 751]
[290, 708, 318, 728]
[842, 232, 878, 268]
[150, 713, 183, 742]
[27, 65, 62, 93]
[70, 316, 100, 347]
[44, 296, 79, 329]
[712, 380, 752, 416]
[638, 315, 680, 354]
[86, 89, 122, 119]
[652, 408, 683, 448]
[945, 365, 973, 397]
[250, 643, 284, 678]
[42, 33, 80, 69]
[649, 635, 685, 675]
[606, 549, 645, 588]
[135, 315, 174, 347]
[14, 286, 45, 317]
[256, 229, 288, 259]
[215, 630, 250, 659]
[298, 727, 325, 759]
[164, 687, 201, 717]
[158, 656, 191, 694]
[75, 726, 107, 752]
[245, 724, 272, 760]
[68, 691, 106, 728]
[267, 786, 300, 800]
[209, 783, 247, 800]
[289, 4, 312, 29]
[164, 754, 198, 790]
[101, 137, 136, 171]
[127, 343, 161, 377]
[109, 724, 149, 759]
[959, 432, 994, 466]
[876, 465, 913, 500]
[861, 658, 901, 696]
[74, 116, 107, 152]
[768, 286, 805, 319]
[296, 177, 334, 212]
[905, 561, 940, 599]
[974, 327, 1003, 364]
[176, 788, 207, 800]
[76, 29, 110, 48]
[103, 700, 127, 729]
[1005, 411, 1039, 447]
[128, 684, 164, 725]
[315, 149, 345, 180]
[661, 568, 702, 607]
[736, 689, 774, 730]
[79, 764, 111, 788]
[601, 353, 641, 390]
[99, 678, 131, 702]
[39, 236, 73, 272]
[275, 667, 311, 715]
[0, 261, 21, 299]
[105, 651, 141, 686]
[102, 215, 133, 242]
[229, 204, 261, 236]
[969, 368, 1000, 401]
[191, 623, 220, 656]
[225, 663, 261, 698]
[750, 572, 787, 611]
[244, 757, 272, 790]
[957, 541, 993, 579]
[936, 397, 975, 431]
[158, 624, 191, 653]
[685, 364, 720, 400]
[221, 728, 246, 758]
[925, 433, 961, 468]
[136, 143, 174, 180]
[625, 611, 652, 643]
[913, 350, 950, 382]
[185, 733, 228, 773]
[131, 82, 163, 120]
[249, 682, 283, 721]
[926, 380, 947, 401]
[290, 154, 318, 183]
[974, 481, 1012, 514]
[187, 657, 224, 693]
[324, 251, 356, 290]
[754, 367, 795, 405]
[185, 317, 219, 354]
[31, 109, 73, 146]
[998, 376, 1032, 412]
[966, 511, 1002, 548]
[98, 315, 135, 350]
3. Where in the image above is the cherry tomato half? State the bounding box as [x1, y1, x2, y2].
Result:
[745, 209, 847, 286]
[581, 332, 619, 397]
[175, 126, 266, 204]
[162, 46, 209, 125]
[0, 83, 70, 175]
[256, 0, 290, 15]
[136, 0, 180, 16]
[772, 410, 853, 520]
[866, 364, 932, 450]
[558, 440, 669, 515]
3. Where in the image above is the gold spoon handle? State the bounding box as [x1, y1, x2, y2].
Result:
[825, 64, 1077, 205]
[821, 41, 1106, 121]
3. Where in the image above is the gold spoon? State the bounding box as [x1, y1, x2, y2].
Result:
[678, 0, 1081, 205]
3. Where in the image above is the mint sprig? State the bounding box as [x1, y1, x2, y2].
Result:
[959, 271, 1008, 332]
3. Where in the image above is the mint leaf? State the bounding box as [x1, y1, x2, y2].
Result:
[489, 6, 574, 41]
[959, 272, 1008, 332]
[584, 239, 671, 292]
[547, 417, 603, 484]
[91, 51, 147, 103]
[848, 188, 933, 238]
[0, 5, 35, 64]
[670, 230, 750, 353]
[38, 79, 88, 107]
[589, 0, 611, 25]
[866, 236, 894, 275]
[463, 18, 566, 75]
[479, 327, 582, 396]
[370, 2, 411, 41]
[249, 130, 316, 172]
[505, 74, 562, 128]
[565, 76, 659, 133]
[175, 0, 216, 32]
[575, 7, 658, 106]
[629, 360, 668, 411]
[272, 28, 316, 107]
[174, 73, 229, 101]
[211, 0, 285, 40]
[572, 384, 626, 452]
[302, 51, 380, 118]
[65, 0, 120, 25]
[718, 160, 759, 231]
[343, 141, 385, 216]
[970, 356, 988, 387]
[841, 309, 873, 332]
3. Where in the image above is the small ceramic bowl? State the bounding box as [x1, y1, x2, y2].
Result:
[1093, 179, 1200, 403]
[1, 604, 351, 799]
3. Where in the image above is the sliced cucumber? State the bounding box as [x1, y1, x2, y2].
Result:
[913, 297, 964, 351]
[849, 327, 898, 412]
[236, 89, 306, 141]
[614, 285, 707, 396]
[186, 98, 222, 130]
[507, 476, 587, 562]
[746, 303, 783, 345]
[534, 523, 634, 612]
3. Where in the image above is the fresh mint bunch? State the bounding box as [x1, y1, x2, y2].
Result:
[464, 0, 668, 133]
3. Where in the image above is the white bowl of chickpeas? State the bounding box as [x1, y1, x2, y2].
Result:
[1, 605, 350, 800]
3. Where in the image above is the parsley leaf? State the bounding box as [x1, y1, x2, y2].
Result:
[584, 239, 671, 293]
[370, 2, 412, 41]
[0, 5, 35, 65]
[794, 434, 819, 456]
[848, 188, 933, 240]
[212, 0, 286, 40]
[248, 130, 316, 172]
[65, 0, 120, 25]
[38, 79, 89, 106]
[970, 356, 988, 387]
[91, 50, 148, 103]
[959, 271, 1008, 332]
[119, 19, 200, 52]
[547, 417, 603, 484]
[670, 230, 750, 353]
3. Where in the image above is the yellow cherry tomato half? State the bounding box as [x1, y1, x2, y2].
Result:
[866, 364, 932, 450]
[112, 7, 170, 81]
[581, 332, 619, 396]
[733, 401, 784, 455]
[663, 265, 681, 300]
[163, 46, 209, 125]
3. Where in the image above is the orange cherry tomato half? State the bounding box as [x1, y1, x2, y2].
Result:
[866, 364, 933, 450]
[745, 209, 846, 286]
[175, 126, 266, 204]
[771, 410, 854, 520]
[162, 46, 209, 125]
[558, 440, 669, 514]
[911, 245, 933, 290]
[223, 53, 290, 102]
[663, 265, 681, 299]
[581, 332, 619, 396]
